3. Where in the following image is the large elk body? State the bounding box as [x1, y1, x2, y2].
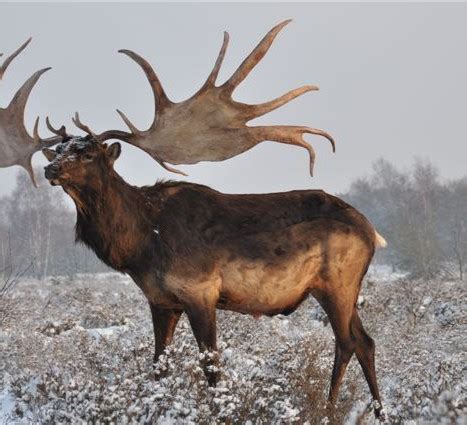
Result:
[43, 137, 386, 417]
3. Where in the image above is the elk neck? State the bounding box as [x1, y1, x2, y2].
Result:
[66, 169, 160, 273]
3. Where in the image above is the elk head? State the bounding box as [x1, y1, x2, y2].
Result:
[0, 38, 64, 186]
[75, 20, 335, 176]
[42, 137, 121, 188]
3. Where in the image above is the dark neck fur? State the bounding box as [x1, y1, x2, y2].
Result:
[68, 171, 156, 272]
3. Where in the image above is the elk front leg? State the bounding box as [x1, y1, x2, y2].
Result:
[184, 302, 219, 386]
[149, 304, 182, 365]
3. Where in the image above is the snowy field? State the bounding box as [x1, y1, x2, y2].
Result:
[0, 267, 465, 424]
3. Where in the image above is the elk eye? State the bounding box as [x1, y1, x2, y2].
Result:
[82, 153, 94, 162]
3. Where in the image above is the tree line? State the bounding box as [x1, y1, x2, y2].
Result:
[0, 159, 465, 280]
[341, 158, 466, 280]
[0, 172, 107, 280]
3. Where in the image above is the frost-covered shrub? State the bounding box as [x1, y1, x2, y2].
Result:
[1, 270, 466, 423]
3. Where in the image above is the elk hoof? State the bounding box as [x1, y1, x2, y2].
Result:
[324, 401, 336, 418]
[152, 356, 169, 380]
[373, 400, 386, 421]
[205, 370, 218, 387]
[154, 368, 169, 381]
[203, 364, 219, 387]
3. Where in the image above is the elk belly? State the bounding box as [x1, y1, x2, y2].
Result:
[218, 248, 324, 316]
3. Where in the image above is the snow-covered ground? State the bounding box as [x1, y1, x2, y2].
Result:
[0, 267, 465, 423]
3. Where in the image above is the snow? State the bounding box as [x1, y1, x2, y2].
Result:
[0, 388, 15, 423]
[366, 264, 408, 282]
[86, 325, 128, 341]
[0, 270, 465, 423]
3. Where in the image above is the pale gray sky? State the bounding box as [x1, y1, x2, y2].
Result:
[0, 2, 466, 197]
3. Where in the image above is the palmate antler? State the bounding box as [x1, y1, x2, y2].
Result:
[78, 20, 335, 176]
[0, 39, 63, 186]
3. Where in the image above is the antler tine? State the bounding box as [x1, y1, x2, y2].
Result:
[33, 116, 66, 148]
[250, 125, 335, 176]
[7, 67, 51, 117]
[158, 161, 188, 176]
[22, 117, 43, 187]
[46, 116, 69, 139]
[72, 112, 96, 138]
[243, 85, 319, 119]
[199, 31, 230, 91]
[116, 109, 142, 135]
[20, 151, 38, 188]
[304, 127, 336, 153]
[222, 19, 292, 94]
[119, 49, 171, 115]
[33, 116, 41, 144]
[0, 38, 32, 80]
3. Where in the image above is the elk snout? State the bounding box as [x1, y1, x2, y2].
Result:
[44, 164, 61, 184]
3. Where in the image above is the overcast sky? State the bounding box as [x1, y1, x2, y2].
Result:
[0, 3, 466, 197]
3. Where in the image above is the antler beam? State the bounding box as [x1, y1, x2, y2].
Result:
[0, 39, 64, 186]
[78, 20, 335, 176]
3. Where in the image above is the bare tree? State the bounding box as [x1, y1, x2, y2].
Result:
[343, 158, 465, 279]
[409, 159, 443, 277]
[0, 235, 33, 298]
[443, 179, 467, 280]
[1, 170, 108, 279]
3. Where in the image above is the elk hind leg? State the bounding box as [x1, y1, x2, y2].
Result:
[320, 295, 356, 405]
[351, 308, 383, 417]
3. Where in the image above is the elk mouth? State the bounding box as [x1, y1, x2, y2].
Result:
[45, 176, 62, 186]
[44, 165, 62, 185]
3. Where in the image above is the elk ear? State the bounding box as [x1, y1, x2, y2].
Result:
[106, 142, 121, 163]
[42, 148, 57, 162]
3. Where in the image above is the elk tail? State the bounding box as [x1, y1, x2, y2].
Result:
[374, 230, 388, 248]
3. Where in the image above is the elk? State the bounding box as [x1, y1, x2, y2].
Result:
[43, 136, 386, 418]
[7, 21, 386, 417]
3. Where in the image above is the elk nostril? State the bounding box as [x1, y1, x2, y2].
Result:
[44, 164, 59, 179]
